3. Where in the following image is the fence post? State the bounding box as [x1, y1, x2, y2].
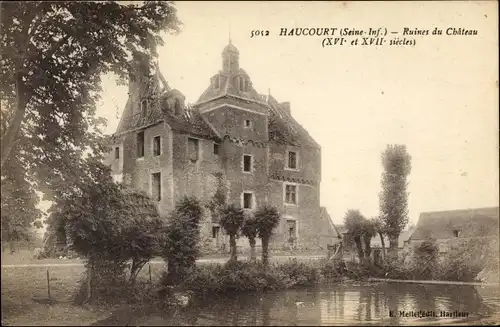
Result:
[149, 263, 152, 284]
[47, 269, 51, 299]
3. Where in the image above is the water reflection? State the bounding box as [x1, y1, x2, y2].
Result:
[132, 283, 499, 326]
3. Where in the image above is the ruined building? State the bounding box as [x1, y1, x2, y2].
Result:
[106, 41, 336, 252]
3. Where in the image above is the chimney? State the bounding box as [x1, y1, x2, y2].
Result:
[279, 102, 291, 115]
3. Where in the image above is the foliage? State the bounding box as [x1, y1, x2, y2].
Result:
[254, 204, 281, 265]
[161, 196, 203, 285]
[379, 144, 412, 251]
[220, 204, 245, 262]
[412, 240, 439, 280]
[1, 153, 43, 250]
[318, 259, 347, 281]
[0, 2, 182, 235]
[174, 260, 320, 294]
[361, 219, 377, 259]
[343, 209, 367, 260]
[438, 238, 497, 282]
[60, 160, 163, 293]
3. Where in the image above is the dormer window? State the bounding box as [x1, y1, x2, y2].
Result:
[213, 76, 221, 89]
[244, 119, 252, 128]
[239, 76, 246, 92]
[174, 99, 182, 115]
[141, 99, 148, 117]
[453, 229, 461, 237]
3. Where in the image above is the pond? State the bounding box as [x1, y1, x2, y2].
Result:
[107, 283, 500, 326]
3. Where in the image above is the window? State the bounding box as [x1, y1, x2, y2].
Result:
[188, 137, 199, 162]
[285, 184, 297, 205]
[141, 99, 148, 116]
[239, 77, 246, 91]
[114, 147, 120, 159]
[151, 172, 161, 201]
[453, 230, 460, 237]
[213, 143, 220, 155]
[287, 151, 298, 169]
[287, 220, 297, 239]
[174, 99, 182, 115]
[243, 192, 253, 209]
[153, 136, 161, 156]
[244, 119, 252, 128]
[243, 154, 252, 172]
[137, 131, 145, 158]
[213, 76, 220, 89]
[212, 226, 220, 239]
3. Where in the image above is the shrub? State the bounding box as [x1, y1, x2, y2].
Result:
[161, 196, 203, 285]
[168, 260, 320, 294]
[438, 238, 497, 282]
[318, 259, 346, 281]
[411, 240, 439, 280]
[277, 259, 318, 287]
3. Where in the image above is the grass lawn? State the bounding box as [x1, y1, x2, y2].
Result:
[1, 262, 167, 326]
[2, 249, 327, 266]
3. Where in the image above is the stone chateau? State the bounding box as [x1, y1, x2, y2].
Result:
[106, 41, 336, 252]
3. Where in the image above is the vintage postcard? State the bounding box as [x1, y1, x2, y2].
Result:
[1, 1, 498, 326]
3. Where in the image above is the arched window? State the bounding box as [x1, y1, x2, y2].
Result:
[141, 99, 148, 116]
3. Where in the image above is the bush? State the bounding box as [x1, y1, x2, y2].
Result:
[278, 259, 318, 287]
[438, 238, 497, 282]
[167, 260, 321, 294]
[318, 259, 346, 281]
[411, 240, 439, 280]
[161, 196, 203, 285]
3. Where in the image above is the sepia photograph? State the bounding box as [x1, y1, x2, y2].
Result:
[1, 1, 499, 326]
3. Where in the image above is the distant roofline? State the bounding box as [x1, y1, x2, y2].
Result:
[419, 206, 499, 216]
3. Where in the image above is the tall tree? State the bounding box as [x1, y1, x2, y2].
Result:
[220, 204, 245, 262]
[254, 204, 281, 266]
[0, 1, 181, 199]
[379, 144, 412, 254]
[344, 209, 366, 261]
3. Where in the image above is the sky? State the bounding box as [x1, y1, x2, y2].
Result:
[91, 1, 499, 226]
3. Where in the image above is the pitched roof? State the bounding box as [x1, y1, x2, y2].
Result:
[266, 94, 320, 149]
[114, 73, 218, 140]
[411, 207, 499, 240]
[320, 207, 342, 239]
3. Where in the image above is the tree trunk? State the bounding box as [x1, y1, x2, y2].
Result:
[1, 74, 27, 169]
[389, 235, 399, 255]
[261, 237, 269, 266]
[249, 237, 256, 262]
[229, 234, 237, 262]
[84, 261, 93, 304]
[354, 236, 364, 261]
[363, 235, 372, 259]
[378, 232, 386, 261]
[9, 240, 16, 254]
[129, 259, 146, 286]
